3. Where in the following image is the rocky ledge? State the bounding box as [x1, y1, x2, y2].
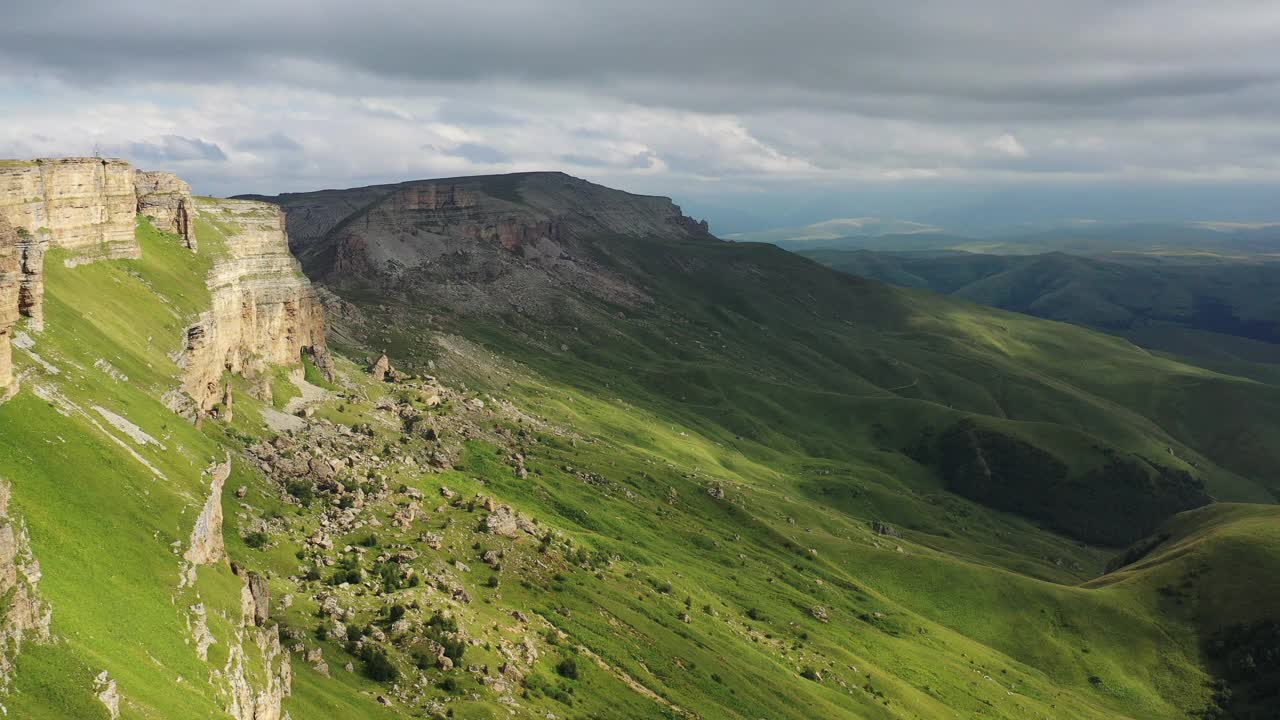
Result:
[180, 198, 332, 414]
[0, 157, 199, 338]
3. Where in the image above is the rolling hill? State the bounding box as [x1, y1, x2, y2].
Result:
[802, 248, 1280, 374]
[0, 162, 1274, 719]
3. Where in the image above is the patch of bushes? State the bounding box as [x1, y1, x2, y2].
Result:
[360, 645, 399, 682]
[284, 480, 314, 505]
[426, 612, 466, 664]
[555, 657, 579, 680]
[935, 420, 1208, 545]
[1200, 621, 1280, 719]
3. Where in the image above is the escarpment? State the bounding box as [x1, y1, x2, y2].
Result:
[0, 217, 19, 400]
[180, 198, 330, 413]
[0, 157, 200, 380]
[135, 170, 198, 250]
[0, 158, 138, 266]
[0, 157, 329, 421]
[247, 171, 714, 318]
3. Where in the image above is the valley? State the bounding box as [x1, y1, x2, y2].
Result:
[0, 162, 1275, 720]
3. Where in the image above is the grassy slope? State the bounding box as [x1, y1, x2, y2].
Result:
[321, 225, 1280, 716]
[435, 236, 1278, 504]
[1, 204, 1277, 719]
[805, 247, 1280, 380]
[0, 216, 397, 719]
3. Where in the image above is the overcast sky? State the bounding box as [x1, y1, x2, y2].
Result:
[2, 1, 1279, 229]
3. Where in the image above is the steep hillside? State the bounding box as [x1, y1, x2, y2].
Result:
[0, 160, 381, 719]
[240, 169, 1280, 718]
[1090, 504, 1280, 719]
[254, 173, 1280, 534]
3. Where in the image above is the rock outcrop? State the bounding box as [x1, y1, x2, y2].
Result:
[135, 170, 198, 250]
[0, 217, 19, 400]
[184, 455, 232, 571]
[0, 158, 138, 266]
[220, 571, 291, 720]
[245, 571, 270, 627]
[93, 671, 121, 720]
[244, 171, 715, 319]
[0, 479, 52, 688]
[0, 157, 207, 387]
[180, 199, 331, 413]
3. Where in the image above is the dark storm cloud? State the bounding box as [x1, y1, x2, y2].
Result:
[3, 0, 1277, 122]
[3, 0, 1280, 201]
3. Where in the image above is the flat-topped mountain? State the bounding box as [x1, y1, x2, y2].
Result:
[239, 172, 713, 317]
[250, 172, 1280, 545]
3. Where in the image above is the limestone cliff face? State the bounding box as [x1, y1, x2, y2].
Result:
[0, 158, 200, 335]
[0, 157, 138, 261]
[0, 158, 330, 415]
[181, 199, 330, 412]
[135, 170, 198, 250]
[0, 217, 19, 400]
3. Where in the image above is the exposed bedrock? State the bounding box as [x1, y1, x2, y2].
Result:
[180, 199, 331, 413]
[135, 170, 198, 250]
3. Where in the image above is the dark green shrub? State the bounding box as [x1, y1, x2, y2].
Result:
[555, 657, 579, 680]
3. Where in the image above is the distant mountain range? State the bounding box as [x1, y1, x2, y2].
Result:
[743, 217, 1280, 259]
[723, 217, 943, 244]
[802, 247, 1280, 379]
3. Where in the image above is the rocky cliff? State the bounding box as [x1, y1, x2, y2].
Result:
[0, 158, 328, 416]
[180, 198, 330, 413]
[0, 157, 137, 262]
[0, 217, 19, 400]
[135, 170, 198, 250]
[242, 171, 715, 319]
[0, 158, 199, 335]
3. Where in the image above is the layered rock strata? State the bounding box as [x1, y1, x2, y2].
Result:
[0, 158, 137, 260]
[135, 170, 198, 250]
[0, 217, 19, 399]
[0, 158, 200, 339]
[181, 199, 331, 413]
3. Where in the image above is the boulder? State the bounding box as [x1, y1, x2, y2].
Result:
[872, 521, 901, 539]
[484, 506, 521, 538]
[369, 353, 398, 382]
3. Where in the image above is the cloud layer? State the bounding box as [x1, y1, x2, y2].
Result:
[2, 0, 1279, 206]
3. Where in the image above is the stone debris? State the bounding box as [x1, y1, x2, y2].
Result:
[94, 670, 121, 720]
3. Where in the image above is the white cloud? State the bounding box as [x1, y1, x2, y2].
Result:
[985, 133, 1028, 158]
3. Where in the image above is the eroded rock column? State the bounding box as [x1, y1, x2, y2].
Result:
[0, 217, 19, 399]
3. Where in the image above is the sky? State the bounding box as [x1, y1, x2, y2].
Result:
[2, 0, 1279, 232]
